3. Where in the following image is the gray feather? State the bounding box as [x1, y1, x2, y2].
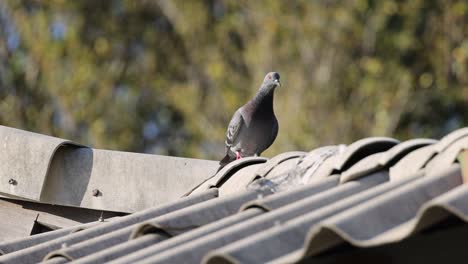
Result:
[225, 110, 245, 149]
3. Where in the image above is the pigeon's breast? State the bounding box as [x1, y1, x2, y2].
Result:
[239, 114, 278, 155]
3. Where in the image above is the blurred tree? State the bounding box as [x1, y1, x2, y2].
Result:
[0, 0, 467, 159]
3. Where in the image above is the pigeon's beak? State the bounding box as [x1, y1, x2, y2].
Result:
[275, 79, 281, 87]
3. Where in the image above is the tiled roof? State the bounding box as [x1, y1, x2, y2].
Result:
[1, 126, 468, 263]
[0, 125, 218, 213]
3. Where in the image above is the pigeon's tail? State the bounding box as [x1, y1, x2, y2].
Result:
[219, 154, 235, 169]
[181, 155, 231, 197]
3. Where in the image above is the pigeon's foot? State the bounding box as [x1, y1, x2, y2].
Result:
[235, 151, 242, 160]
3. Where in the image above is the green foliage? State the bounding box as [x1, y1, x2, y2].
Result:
[0, 0, 467, 159]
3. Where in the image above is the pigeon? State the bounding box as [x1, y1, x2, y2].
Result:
[219, 72, 281, 168]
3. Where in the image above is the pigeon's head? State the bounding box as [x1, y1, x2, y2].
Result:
[262, 72, 281, 89]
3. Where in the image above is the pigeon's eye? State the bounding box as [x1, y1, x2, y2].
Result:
[268, 75, 272, 79]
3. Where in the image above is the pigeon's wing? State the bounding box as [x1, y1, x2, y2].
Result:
[225, 110, 245, 148]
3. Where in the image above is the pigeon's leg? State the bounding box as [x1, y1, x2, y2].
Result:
[235, 151, 242, 160]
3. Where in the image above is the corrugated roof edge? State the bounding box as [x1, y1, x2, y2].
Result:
[286, 165, 465, 263]
[0, 219, 112, 255]
[203, 165, 463, 264]
[0, 189, 218, 264]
